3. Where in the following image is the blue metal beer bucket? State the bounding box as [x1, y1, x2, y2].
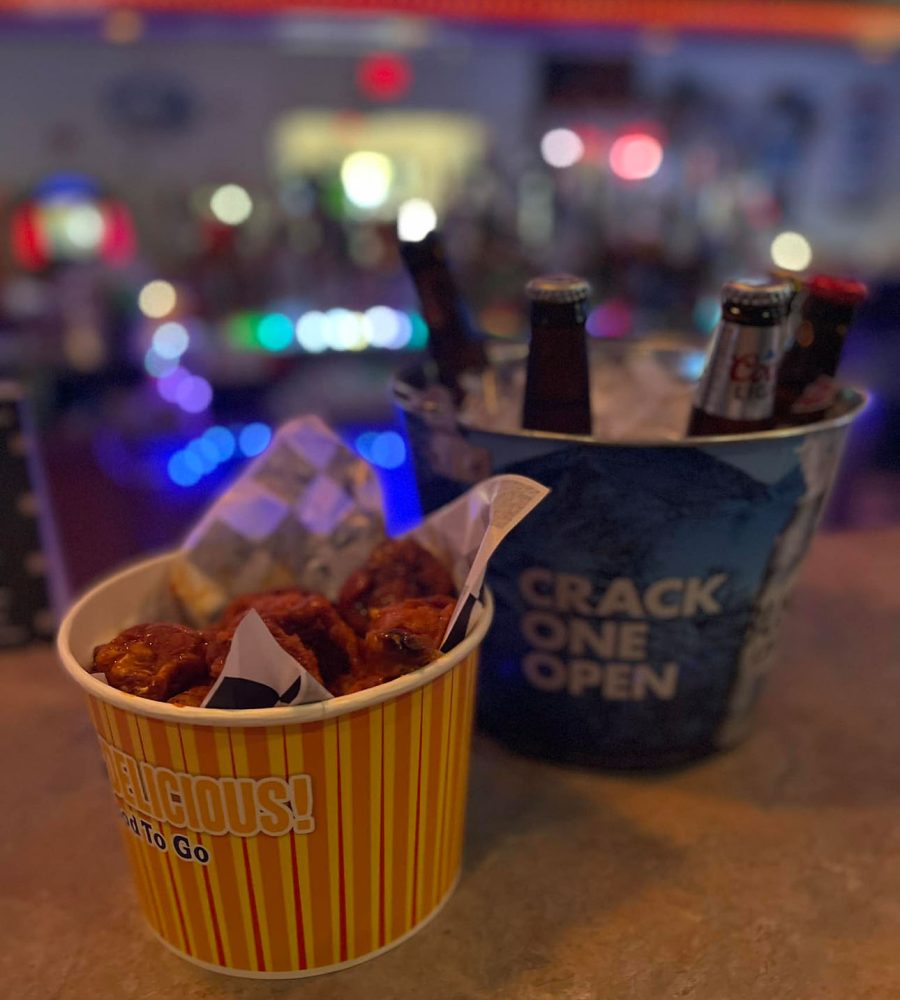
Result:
[394, 361, 866, 768]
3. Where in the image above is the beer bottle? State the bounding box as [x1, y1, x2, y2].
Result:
[522, 274, 592, 436]
[774, 274, 867, 425]
[398, 229, 487, 401]
[686, 278, 793, 437]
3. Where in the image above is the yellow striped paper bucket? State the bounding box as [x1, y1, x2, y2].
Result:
[57, 553, 491, 978]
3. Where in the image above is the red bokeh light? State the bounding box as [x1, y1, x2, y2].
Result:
[609, 133, 664, 181]
[357, 53, 412, 102]
[11, 205, 48, 271]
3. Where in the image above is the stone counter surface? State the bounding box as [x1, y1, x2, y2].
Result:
[3, 528, 900, 1000]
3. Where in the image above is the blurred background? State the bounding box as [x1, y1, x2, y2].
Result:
[1, 1, 898, 608]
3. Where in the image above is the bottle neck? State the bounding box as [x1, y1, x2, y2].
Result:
[522, 299, 591, 435]
[721, 301, 788, 326]
[530, 299, 588, 331]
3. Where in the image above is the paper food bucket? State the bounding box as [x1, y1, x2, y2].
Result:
[395, 360, 866, 768]
[57, 551, 493, 978]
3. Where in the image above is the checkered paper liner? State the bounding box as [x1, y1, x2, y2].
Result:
[166, 416, 549, 709]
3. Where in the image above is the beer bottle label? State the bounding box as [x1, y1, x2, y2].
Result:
[696, 324, 782, 422]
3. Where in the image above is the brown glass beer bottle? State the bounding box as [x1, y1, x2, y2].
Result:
[687, 278, 793, 437]
[522, 274, 592, 436]
[398, 229, 488, 400]
[774, 274, 867, 425]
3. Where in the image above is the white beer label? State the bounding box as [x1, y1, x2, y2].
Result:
[696, 323, 782, 421]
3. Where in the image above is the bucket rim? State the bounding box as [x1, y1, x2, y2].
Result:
[56, 551, 493, 728]
[392, 364, 868, 448]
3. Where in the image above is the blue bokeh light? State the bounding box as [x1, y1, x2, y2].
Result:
[369, 431, 407, 469]
[144, 347, 179, 378]
[167, 450, 201, 487]
[354, 430, 380, 461]
[679, 350, 708, 382]
[186, 437, 220, 474]
[203, 425, 236, 462]
[239, 422, 272, 457]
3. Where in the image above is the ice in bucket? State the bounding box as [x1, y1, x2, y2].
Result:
[56, 416, 548, 977]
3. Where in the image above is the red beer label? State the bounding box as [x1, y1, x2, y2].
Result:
[696, 323, 783, 422]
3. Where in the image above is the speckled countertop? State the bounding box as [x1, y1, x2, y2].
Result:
[3, 528, 900, 1000]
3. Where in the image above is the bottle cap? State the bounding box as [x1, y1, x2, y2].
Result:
[526, 274, 591, 304]
[721, 278, 794, 314]
[806, 274, 868, 306]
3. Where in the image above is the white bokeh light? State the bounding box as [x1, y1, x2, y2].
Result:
[64, 204, 105, 250]
[540, 128, 585, 169]
[364, 305, 400, 347]
[770, 231, 812, 272]
[326, 308, 367, 351]
[397, 198, 437, 242]
[210, 184, 253, 225]
[340, 152, 394, 210]
[295, 311, 329, 353]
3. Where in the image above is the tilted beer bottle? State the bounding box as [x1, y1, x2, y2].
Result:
[687, 278, 793, 437]
[774, 274, 867, 426]
[398, 229, 488, 401]
[522, 274, 592, 436]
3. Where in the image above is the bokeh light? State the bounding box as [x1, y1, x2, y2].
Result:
[203, 425, 236, 463]
[354, 431, 379, 462]
[770, 231, 812, 271]
[609, 133, 664, 180]
[390, 311, 413, 350]
[64, 204, 105, 250]
[357, 53, 412, 101]
[397, 199, 437, 242]
[151, 321, 190, 360]
[138, 279, 177, 319]
[408, 312, 429, 350]
[340, 151, 394, 210]
[693, 295, 722, 334]
[238, 422, 272, 457]
[186, 437, 220, 474]
[256, 312, 294, 351]
[156, 366, 189, 402]
[143, 347, 179, 378]
[174, 375, 213, 413]
[167, 451, 201, 487]
[364, 305, 400, 348]
[540, 128, 585, 169]
[210, 184, 253, 226]
[586, 300, 633, 338]
[326, 309, 367, 351]
[225, 312, 260, 351]
[369, 431, 407, 469]
[296, 311, 329, 353]
[678, 350, 708, 381]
